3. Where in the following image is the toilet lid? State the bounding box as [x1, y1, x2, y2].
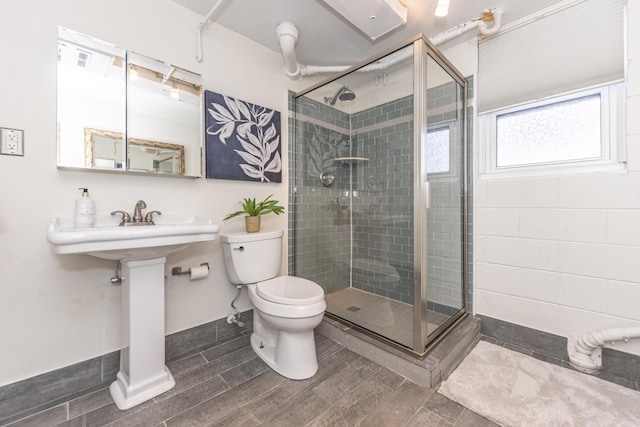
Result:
[256, 276, 325, 305]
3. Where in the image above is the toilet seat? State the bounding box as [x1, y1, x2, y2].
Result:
[256, 276, 324, 305]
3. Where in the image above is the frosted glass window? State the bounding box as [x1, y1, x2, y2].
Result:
[496, 94, 601, 167]
[426, 127, 450, 173]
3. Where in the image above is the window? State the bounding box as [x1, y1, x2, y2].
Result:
[496, 94, 601, 167]
[480, 83, 624, 176]
[426, 125, 450, 174]
[424, 121, 463, 181]
[76, 50, 91, 68]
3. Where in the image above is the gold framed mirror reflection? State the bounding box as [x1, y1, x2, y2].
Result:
[84, 128, 185, 175]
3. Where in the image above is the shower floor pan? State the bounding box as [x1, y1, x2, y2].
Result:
[325, 288, 451, 348]
[320, 288, 480, 388]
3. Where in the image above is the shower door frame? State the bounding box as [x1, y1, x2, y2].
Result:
[414, 36, 469, 354]
[293, 34, 468, 357]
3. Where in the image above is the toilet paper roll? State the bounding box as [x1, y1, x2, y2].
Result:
[189, 265, 209, 281]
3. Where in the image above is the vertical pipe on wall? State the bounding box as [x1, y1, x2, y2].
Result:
[276, 22, 302, 79]
[568, 327, 640, 374]
[195, 0, 227, 63]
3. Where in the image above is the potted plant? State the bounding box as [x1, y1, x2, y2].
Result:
[223, 194, 285, 233]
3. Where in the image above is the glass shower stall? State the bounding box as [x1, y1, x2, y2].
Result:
[290, 35, 467, 355]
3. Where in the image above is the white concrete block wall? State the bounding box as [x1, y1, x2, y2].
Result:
[474, 1, 640, 356]
[519, 210, 607, 243]
[485, 236, 558, 271]
[475, 208, 519, 237]
[607, 210, 640, 244]
[558, 242, 640, 283]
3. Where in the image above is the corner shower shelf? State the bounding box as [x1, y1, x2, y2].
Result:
[335, 157, 369, 165]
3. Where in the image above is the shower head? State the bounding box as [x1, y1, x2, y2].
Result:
[324, 85, 356, 105]
[339, 87, 356, 101]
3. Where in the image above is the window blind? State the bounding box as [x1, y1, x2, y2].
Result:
[478, 0, 624, 113]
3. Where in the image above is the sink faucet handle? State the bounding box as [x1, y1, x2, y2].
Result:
[111, 210, 132, 226]
[144, 211, 161, 224]
[133, 200, 147, 222]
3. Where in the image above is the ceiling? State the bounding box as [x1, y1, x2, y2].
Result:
[171, 0, 563, 67]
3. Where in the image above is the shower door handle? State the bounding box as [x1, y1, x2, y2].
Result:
[424, 182, 431, 209]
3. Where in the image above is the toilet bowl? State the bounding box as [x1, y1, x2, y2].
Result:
[221, 230, 326, 380]
[248, 276, 326, 379]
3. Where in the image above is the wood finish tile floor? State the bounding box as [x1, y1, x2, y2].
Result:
[5, 333, 498, 427]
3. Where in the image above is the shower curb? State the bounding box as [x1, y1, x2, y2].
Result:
[317, 314, 480, 388]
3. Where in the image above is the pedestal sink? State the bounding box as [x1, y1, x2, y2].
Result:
[47, 214, 220, 409]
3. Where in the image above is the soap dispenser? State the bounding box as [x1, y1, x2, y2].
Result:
[74, 188, 95, 228]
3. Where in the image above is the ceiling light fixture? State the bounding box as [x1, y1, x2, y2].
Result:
[435, 0, 450, 17]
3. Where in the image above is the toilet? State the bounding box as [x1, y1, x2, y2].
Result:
[220, 229, 326, 380]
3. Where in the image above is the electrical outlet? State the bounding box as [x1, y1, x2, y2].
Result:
[0, 128, 24, 156]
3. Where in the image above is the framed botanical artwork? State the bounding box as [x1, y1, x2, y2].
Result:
[204, 90, 282, 182]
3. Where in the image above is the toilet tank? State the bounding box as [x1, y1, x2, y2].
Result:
[220, 230, 283, 284]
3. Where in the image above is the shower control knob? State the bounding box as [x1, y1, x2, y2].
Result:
[320, 169, 335, 187]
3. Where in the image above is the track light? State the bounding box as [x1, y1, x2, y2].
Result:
[435, 0, 450, 17]
[170, 82, 180, 100]
[129, 64, 138, 81]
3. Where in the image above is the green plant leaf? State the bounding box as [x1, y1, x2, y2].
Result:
[223, 194, 285, 221]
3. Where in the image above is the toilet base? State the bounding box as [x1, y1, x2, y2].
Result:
[250, 330, 318, 380]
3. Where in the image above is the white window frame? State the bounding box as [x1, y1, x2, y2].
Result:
[479, 82, 626, 179]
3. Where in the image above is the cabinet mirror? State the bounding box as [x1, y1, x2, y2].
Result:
[56, 27, 202, 177]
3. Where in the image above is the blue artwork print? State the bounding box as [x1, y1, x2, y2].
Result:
[205, 90, 282, 182]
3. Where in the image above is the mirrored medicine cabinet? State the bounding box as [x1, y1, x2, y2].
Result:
[56, 27, 203, 177]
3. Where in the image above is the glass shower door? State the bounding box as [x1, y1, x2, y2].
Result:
[293, 43, 417, 349]
[348, 43, 416, 348]
[423, 51, 467, 340]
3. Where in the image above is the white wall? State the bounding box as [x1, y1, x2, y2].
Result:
[0, 0, 315, 386]
[474, 2, 640, 356]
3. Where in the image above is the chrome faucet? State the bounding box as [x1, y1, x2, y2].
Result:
[111, 200, 161, 226]
[133, 200, 147, 223]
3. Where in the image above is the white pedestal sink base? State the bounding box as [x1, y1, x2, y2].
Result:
[110, 368, 175, 410]
[110, 257, 175, 410]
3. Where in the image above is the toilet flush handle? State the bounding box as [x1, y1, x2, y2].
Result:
[233, 246, 245, 252]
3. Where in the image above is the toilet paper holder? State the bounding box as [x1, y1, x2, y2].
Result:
[171, 262, 209, 276]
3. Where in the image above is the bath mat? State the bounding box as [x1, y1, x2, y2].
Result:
[439, 341, 640, 427]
